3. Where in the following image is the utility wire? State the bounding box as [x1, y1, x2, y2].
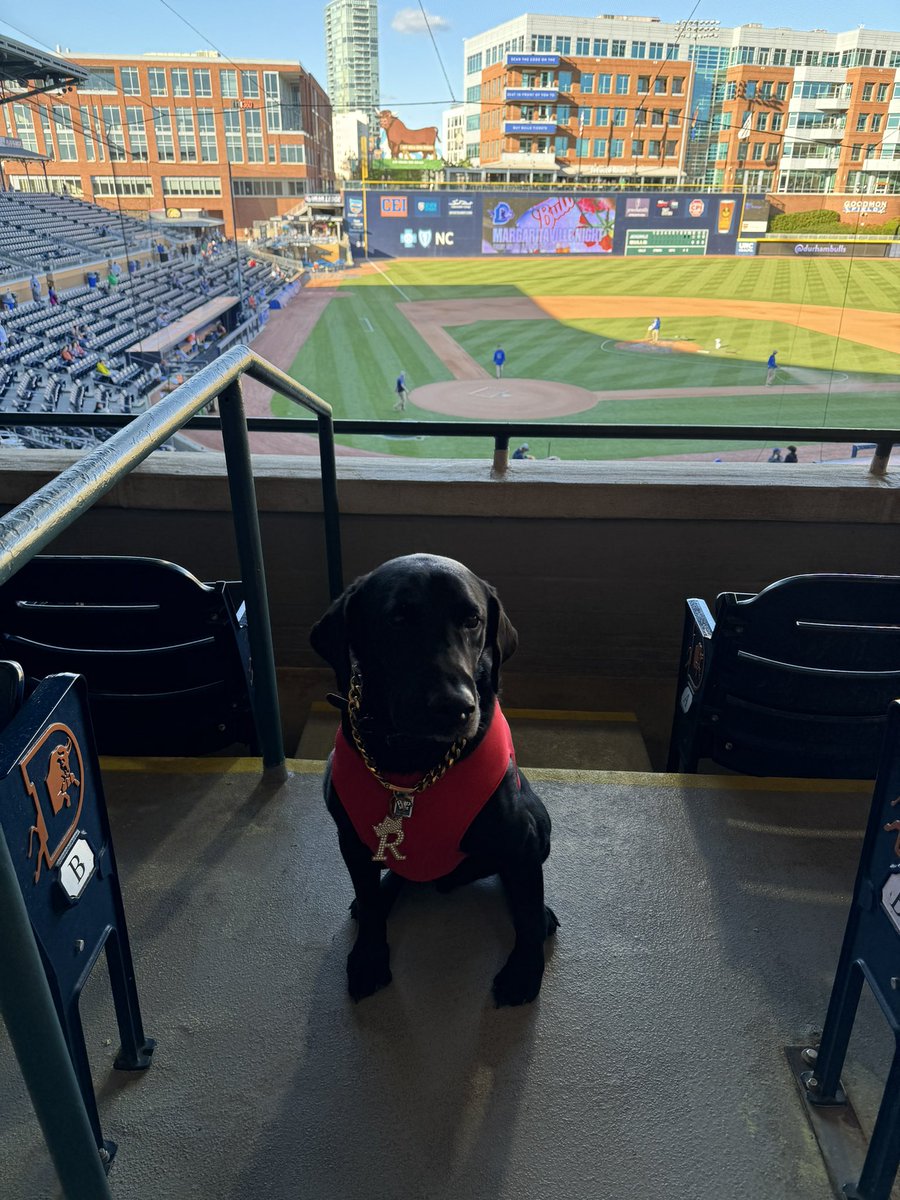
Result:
[416, 0, 456, 104]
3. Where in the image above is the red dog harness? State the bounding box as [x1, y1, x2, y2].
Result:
[332, 706, 517, 882]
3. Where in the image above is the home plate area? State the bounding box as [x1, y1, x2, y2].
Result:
[411, 378, 597, 419]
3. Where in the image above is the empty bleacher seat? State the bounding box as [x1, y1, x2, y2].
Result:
[667, 574, 900, 779]
[0, 556, 257, 756]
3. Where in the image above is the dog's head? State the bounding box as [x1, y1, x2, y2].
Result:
[310, 554, 517, 746]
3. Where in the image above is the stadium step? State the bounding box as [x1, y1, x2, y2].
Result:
[295, 701, 651, 771]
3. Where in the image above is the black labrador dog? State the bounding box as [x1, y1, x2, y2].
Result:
[310, 553, 557, 1007]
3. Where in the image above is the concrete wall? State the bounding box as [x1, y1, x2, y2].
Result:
[1, 452, 898, 688]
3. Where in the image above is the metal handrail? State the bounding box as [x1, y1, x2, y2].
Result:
[0, 344, 345, 779]
[4, 413, 898, 475]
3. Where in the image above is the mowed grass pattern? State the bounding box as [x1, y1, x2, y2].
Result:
[280, 256, 900, 460]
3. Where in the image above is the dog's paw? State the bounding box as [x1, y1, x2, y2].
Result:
[492, 951, 544, 1008]
[545, 906, 560, 937]
[347, 940, 392, 1001]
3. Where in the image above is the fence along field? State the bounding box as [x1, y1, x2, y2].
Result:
[280, 254, 900, 463]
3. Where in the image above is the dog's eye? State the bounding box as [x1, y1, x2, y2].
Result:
[463, 613, 482, 630]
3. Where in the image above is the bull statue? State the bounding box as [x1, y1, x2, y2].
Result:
[377, 110, 440, 160]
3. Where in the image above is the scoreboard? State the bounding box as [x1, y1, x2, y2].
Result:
[624, 228, 709, 256]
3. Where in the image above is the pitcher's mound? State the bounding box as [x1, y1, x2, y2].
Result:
[412, 379, 597, 419]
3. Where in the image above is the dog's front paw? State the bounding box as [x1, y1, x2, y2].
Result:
[347, 939, 392, 1001]
[492, 950, 544, 1007]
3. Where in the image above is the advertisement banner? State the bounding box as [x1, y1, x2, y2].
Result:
[616, 192, 747, 256]
[754, 239, 889, 258]
[483, 193, 616, 255]
[345, 191, 483, 257]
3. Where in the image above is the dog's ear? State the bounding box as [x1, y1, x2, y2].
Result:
[484, 584, 518, 693]
[309, 582, 362, 692]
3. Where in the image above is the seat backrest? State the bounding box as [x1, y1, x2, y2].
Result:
[0, 556, 256, 756]
[668, 574, 900, 778]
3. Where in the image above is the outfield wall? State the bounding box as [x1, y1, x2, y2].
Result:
[738, 238, 895, 258]
[345, 190, 759, 259]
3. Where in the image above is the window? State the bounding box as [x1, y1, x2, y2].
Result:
[466, 114, 479, 131]
[611, 40, 626, 58]
[244, 109, 263, 161]
[776, 82, 787, 100]
[756, 112, 767, 131]
[872, 113, 882, 132]
[850, 144, 862, 161]
[725, 82, 737, 100]
[666, 43, 679, 60]
[649, 42, 664, 60]
[804, 50, 820, 66]
[126, 106, 148, 160]
[91, 175, 154, 197]
[637, 75, 650, 92]
[466, 83, 481, 103]
[557, 104, 571, 122]
[609, 137, 623, 157]
[578, 106, 592, 125]
[554, 135, 568, 156]
[823, 52, 839, 67]
[575, 136, 590, 156]
[612, 107, 626, 126]
[102, 105, 125, 160]
[232, 178, 308, 197]
[81, 68, 116, 93]
[631, 138, 644, 155]
[789, 50, 802, 66]
[593, 137, 607, 156]
[80, 106, 95, 161]
[615, 74, 629, 95]
[152, 108, 175, 161]
[533, 35, 552, 52]
[120, 66, 140, 95]
[752, 142, 764, 160]
[862, 83, 874, 102]
[241, 70, 259, 98]
[224, 110, 242, 161]
[759, 81, 772, 99]
[558, 70, 572, 91]
[197, 108, 218, 161]
[593, 39, 608, 57]
[654, 78, 667, 95]
[162, 176, 222, 196]
[464, 142, 479, 158]
[221, 70, 238, 99]
[668, 108, 680, 126]
[596, 73, 611, 94]
[634, 107, 646, 126]
[91, 105, 105, 160]
[664, 139, 677, 156]
[279, 144, 305, 163]
[891, 52, 900, 68]
[877, 83, 888, 102]
[772, 48, 786, 65]
[580, 73, 594, 93]
[745, 80, 757, 98]
[874, 49, 887, 66]
[648, 139, 660, 156]
[176, 109, 197, 161]
[555, 36, 570, 54]
[264, 71, 281, 132]
[771, 113, 783, 131]
[193, 68, 212, 98]
[595, 107, 609, 125]
[652, 109, 664, 127]
[631, 42, 646, 59]
[466, 53, 482, 74]
[148, 67, 167, 96]
[671, 76, 684, 96]
[51, 106, 77, 160]
[856, 114, 867, 132]
[757, 48, 770, 65]
[172, 68, 190, 97]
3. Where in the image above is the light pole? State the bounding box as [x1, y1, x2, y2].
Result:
[225, 154, 248, 315]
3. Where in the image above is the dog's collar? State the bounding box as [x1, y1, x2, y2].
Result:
[346, 666, 468, 817]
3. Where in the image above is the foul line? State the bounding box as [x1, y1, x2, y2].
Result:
[370, 260, 412, 302]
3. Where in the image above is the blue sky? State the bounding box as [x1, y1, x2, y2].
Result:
[2, 1, 897, 132]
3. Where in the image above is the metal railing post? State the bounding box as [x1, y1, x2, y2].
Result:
[493, 433, 510, 475]
[316, 411, 344, 599]
[869, 441, 894, 476]
[219, 378, 286, 781]
[0, 829, 113, 1199]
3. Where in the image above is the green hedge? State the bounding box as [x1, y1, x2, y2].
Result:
[770, 209, 844, 232]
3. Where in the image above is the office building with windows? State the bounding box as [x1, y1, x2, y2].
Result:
[324, 0, 380, 130]
[463, 16, 900, 195]
[0, 51, 333, 234]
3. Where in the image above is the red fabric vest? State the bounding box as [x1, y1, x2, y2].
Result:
[332, 706, 517, 882]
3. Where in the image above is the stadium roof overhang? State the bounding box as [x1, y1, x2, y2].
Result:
[0, 35, 88, 103]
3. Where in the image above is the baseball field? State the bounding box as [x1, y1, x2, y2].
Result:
[275, 255, 900, 461]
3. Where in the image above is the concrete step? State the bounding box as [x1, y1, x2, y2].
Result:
[295, 702, 651, 772]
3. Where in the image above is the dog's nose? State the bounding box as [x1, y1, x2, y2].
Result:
[427, 685, 476, 725]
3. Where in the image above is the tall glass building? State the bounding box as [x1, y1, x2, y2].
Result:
[324, 0, 381, 130]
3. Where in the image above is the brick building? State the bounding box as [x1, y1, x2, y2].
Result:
[0, 51, 334, 235]
[463, 17, 900, 196]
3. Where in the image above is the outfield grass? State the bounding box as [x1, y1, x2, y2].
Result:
[279, 256, 900, 461]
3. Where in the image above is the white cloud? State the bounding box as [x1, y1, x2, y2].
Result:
[391, 7, 450, 34]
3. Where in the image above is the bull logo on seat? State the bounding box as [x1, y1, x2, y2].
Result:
[20, 723, 85, 884]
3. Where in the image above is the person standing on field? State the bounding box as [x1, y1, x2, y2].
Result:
[766, 350, 778, 386]
[784, 445, 798, 463]
[493, 346, 506, 379]
[648, 316, 661, 344]
[393, 371, 408, 411]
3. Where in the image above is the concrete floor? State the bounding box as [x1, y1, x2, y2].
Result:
[1, 761, 896, 1200]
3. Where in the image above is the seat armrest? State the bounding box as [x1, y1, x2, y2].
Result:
[666, 598, 716, 773]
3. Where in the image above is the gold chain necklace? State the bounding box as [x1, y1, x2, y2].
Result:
[347, 667, 467, 863]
